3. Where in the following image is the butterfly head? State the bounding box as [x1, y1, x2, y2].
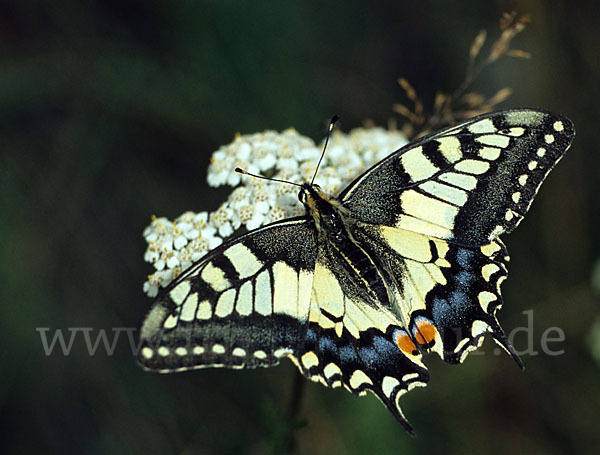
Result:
[299, 183, 346, 237]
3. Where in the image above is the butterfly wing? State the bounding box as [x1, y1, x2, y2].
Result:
[138, 218, 317, 371]
[340, 109, 575, 245]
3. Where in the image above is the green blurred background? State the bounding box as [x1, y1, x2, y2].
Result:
[2, 1, 599, 453]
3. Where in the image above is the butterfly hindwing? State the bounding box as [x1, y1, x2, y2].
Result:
[348, 223, 518, 365]
[294, 244, 429, 434]
[427, 239, 515, 364]
[340, 109, 574, 245]
[293, 321, 429, 435]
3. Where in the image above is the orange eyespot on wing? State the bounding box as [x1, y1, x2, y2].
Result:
[394, 328, 418, 356]
[412, 317, 439, 347]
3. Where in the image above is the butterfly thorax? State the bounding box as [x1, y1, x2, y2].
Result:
[299, 183, 391, 306]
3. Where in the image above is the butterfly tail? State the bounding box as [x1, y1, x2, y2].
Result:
[489, 319, 525, 371]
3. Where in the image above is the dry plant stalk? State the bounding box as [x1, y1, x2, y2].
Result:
[394, 12, 532, 139]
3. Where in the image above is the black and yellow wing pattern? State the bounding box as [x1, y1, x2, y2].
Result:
[138, 109, 574, 434]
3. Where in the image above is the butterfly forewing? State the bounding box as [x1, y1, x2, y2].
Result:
[340, 109, 574, 245]
[139, 218, 317, 371]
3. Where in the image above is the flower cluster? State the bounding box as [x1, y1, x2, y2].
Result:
[142, 125, 408, 297]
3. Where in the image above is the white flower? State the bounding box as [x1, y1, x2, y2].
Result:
[251, 187, 274, 214]
[142, 124, 408, 296]
[267, 205, 287, 223]
[254, 145, 278, 171]
[229, 187, 250, 209]
[207, 235, 223, 250]
[237, 204, 265, 230]
[173, 234, 188, 250]
[188, 237, 211, 262]
[143, 280, 159, 298]
[154, 258, 165, 271]
[143, 241, 160, 263]
[207, 155, 229, 186]
[159, 237, 173, 254]
[211, 205, 234, 237]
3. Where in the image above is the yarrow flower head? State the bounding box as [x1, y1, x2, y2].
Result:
[142, 125, 408, 296]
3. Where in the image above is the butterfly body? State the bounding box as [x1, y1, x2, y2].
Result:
[300, 183, 392, 308]
[139, 109, 574, 434]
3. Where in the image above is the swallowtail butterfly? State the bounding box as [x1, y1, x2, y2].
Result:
[138, 109, 574, 434]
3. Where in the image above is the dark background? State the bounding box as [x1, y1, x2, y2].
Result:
[2, 1, 599, 454]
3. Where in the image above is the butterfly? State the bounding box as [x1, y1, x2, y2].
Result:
[138, 109, 574, 434]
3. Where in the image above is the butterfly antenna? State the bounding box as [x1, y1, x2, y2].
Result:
[311, 115, 340, 186]
[234, 168, 303, 188]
